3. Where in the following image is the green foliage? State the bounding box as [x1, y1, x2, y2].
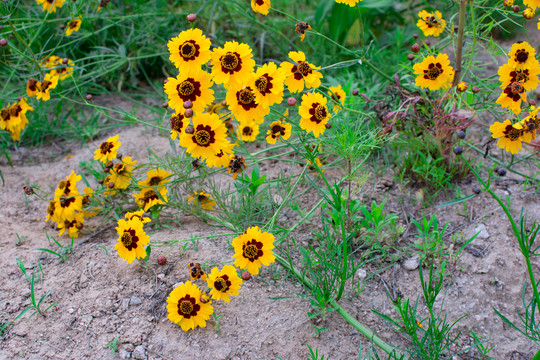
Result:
[411, 214, 448, 265]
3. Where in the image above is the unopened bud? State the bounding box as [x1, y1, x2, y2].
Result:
[85, 94, 93, 101]
[241, 271, 252, 280]
[185, 126, 194, 134]
[0, 39, 7, 47]
[184, 108, 194, 118]
[287, 97, 297, 106]
[187, 13, 197, 22]
[183, 100, 193, 109]
[157, 256, 167, 265]
[352, 88, 359, 96]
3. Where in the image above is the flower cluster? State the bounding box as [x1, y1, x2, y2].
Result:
[164, 27, 333, 182]
[166, 226, 275, 331]
[490, 107, 539, 154]
[496, 41, 539, 115]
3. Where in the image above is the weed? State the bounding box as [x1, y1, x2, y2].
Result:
[104, 335, 120, 355]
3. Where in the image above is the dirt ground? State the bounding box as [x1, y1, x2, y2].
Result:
[0, 93, 538, 360]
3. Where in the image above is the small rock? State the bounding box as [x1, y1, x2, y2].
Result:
[122, 298, 130, 310]
[356, 268, 367, 281]
[402, 255, 419, 271]
[68, 308, 75, 314]
[157, 274, 165, 282]
[130, 296, 142, 306]
[124, 343, 135, 352]
[132, 345, 146, 360]
[468, 224, 489, 240]
[119, 349, 131, 359]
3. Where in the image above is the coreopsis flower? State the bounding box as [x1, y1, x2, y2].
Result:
[138, 168, 172, 191]
[457, 81, 468, 92]
[504, 0, 514, 6]
[226, 84, 270, 124]
[413, 53, 454, 91]
[93, 134, 121, 163]
[125, 209, 151, 223]
[523, 8, 536, 19]
[168, 28, 212, 71]
[232, 226, 275, 275]
[36, 73, 59, 101]
[45, 201, 59, 224]
[187, 262, 207, 280]
[204, 142, 235, 168]
[498, 63, 539, 91]
[228, 155, 246, 180]
[524, 0, 540, 10]
[266, 120, 292, 144]
[115, 218, 150, 264]
[335, 0, 362, 6]
[0, 98, 33, 141]
[58, 212, 84, 238]
[26, 78, 38, 97]
[188, 191, 216, 210]
[237, 121, 260, 142]
[496, 82, 526, 114]
[489, 119, 532, 154]
[170, 113, 186, 140]
[82, 187, 101, 218]
[252, 62, 286, 109]
[298, 92, 330, 137]
[281, 51, 323, 93]
[43, 56, 74, 80]
[508, 42, 538, 69]
[166, 281, 213, 331]
[53, 171, 83, 221]
[36, 0, 65, 13]
[109, 156, 137, 190]
[179, 112, 229, 161]
[164, 67, 214, 113]
[295, 22, 311, 42]
[251, 0, 271, 15]
[133, 187, 168, 212]
[308, 157, 325, 173]
[416, 10, 446, 37]
[97, 0, 111, 11]
[65, 18, 82, 36]
[210, 41, 255, 90]
[207, 265, 243, 302]
[327, 85, 346, 112]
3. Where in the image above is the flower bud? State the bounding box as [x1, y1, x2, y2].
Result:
[471, 86, 480, 94]
[287, 97, 297, 106]
[85, 94, 93, 101]
[411, 44, 420, 53]
[407, 53, 414, 61]
[523, 7, 535, 19]
[352, 88, 359, 96]
[457, 81, 468, 92]
[241, 271, 252, 281]
[184, 108, 194, 118]
[157, 256, 167, 265]
[187, 13, 197, 22]
[0, 39, 7, 47]
[453, 146, 464, 155]
[183, 100, 193, 109]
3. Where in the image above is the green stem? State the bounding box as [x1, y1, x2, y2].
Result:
[532, 349, 540, 360]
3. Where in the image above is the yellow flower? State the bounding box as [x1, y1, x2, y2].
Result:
[496, 82, 526, 114]
[36, 73, 59, 102]
[179, 112, 229, 161]
[114, 219, 149, 264]
[53, 171, 83, 221]
[93, 134, 121, 163]
[166, 281, 214, 331]
[26, 78, 38, 97]
[207, 265, 243, 302]
[525, 0, 540, 10]
[251, 0, 271, 15]
[508, 41, 538, 69]
[237, 121, 260, 142]
[42, 56, 74, 80]
[187, 262, 207, 280]
[523, 8, 536, 19]
[36, 0, 65, 13]
[413, 53, 453, 91]
[138, 168, 172, 191]
[416, 10, 446, 37]
[266, 120, 292, 144]
[58, 212, 84, 238]
[226, 84, 270, 124]
[168, 28, 212, 71]
[295, 22, 311, 42]
[489, 119, 531, 154]
[307, 157, 325, 173]
[45, 201, 59, 224]
[498, 63, 539, 91]
[298, 92, 330, 137]
[211, 41, 256, 90]
[125, 209, 151, 223]
[188, 191, 216, 210]
[252, 62, 286, 109]
[232, 226, 275, 275]
[164, 67, 214, 114]
[0, 98, 33, 141]
[65, 18, 82, 36]
[133, 187, 168, 212]
[327, 85, 346, 113]
[204, 142, 235, 168]
[170, 113, 186, 140]
[335, 0, 362, 6]
[109, 156, 137, 190]
[281, 51, 323, 93]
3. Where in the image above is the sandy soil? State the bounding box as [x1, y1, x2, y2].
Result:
[0, 95, 538, 360]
